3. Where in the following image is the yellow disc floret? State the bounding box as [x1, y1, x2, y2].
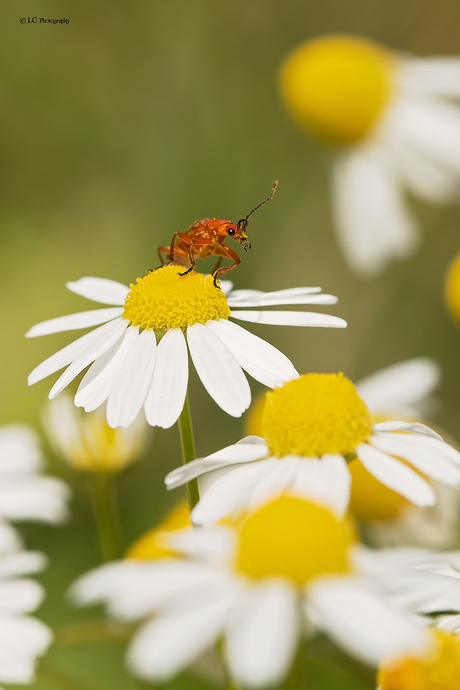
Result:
[445, 251, 460, 327]
[349, 458, 409, 521]
[378, 630, 460, 690]
[123, 265, 230, 330]
[126, 501, 190, 560]
[263, 373, 373, 458]
[237, 496, 351, 585]
[279, 35, 396, 144]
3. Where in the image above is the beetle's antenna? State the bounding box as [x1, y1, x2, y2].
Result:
[237, 180, 278, 229]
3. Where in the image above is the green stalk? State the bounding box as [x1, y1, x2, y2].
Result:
[177, 392, 200, 509]
[88, 473, 124, 562]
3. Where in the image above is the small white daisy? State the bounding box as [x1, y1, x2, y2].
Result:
[0, 424, 70, 525]
[71, 495, 431, 688]
[280, 35, 460, 275]
[0, 521, 52, 686]
[165, 373, 460, 526]
[26, 266, 346, 429]
[43, 394, 150, 474]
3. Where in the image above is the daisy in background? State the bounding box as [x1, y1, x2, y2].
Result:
[445, 248, 460, 327]
[43, 394, 149, 474]
[71, 494, 439, 688]
[166, 372, 460, 527]
[0, 424, 70, 525]
[280, 35, 460, 276]
[26, 266, 346, 429]
[0, 520, 52, 686]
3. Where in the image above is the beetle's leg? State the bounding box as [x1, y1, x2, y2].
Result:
[212, 256, 224, 274]
[168, 232, 190, 264]
[211, 244, 241, 287]
[178, 238, 217, 277]
[178, 242, 196, 277]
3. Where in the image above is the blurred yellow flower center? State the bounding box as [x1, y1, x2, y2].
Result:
[445, 250, 460, 327]
[349, 458, 409, 521]
[279, 35, 396, 144]
[126, 501, 190, 560]
[123, 265, 230, 330]
[263, 373, 373, 458]
[378, 630, 460, 690]
[237, 497, 351, 585]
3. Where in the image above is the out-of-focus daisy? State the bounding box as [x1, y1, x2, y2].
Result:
[445, 249, 460, 327]
[71, 495, 431, 688]
[0, 521, 52, 686]
[280, 35, 460, 275]
[377, 628, 460, 690]
[27, 267, 346, 429]
[166, 373, 460, 527]
[43, 394, 149, 474]
[0, 424, 70, 525]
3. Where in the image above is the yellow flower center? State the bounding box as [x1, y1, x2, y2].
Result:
[445, 251, 460, 327]
[279, 35, 396, 144]
[263, 373, 373, 458]
[122, 265, 230, 330]
[126, 501, 190, 560]
[237, 496, 351, 585]
[378, 630, 460, 690]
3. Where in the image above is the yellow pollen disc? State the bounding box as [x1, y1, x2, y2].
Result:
[445, 251, 460, 327]
[279, 35, 396, 144]
[122, 265, 230, 330]
[263, 373, 373, 458]
[126, 501, 190, 560]
[378, 630, 460, 690]
[237, 496, 351, 585]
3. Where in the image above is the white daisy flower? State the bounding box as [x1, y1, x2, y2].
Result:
[0, 521, 52, 686]
[26, 266, 346, 429]
[43, 394, 149, 474]
[280, 35, 460, 275]
[350, 358, 460, 550]
[0, 425, 70, 525]
[71, 495, 431, 688]
[165, 373, 460, 527]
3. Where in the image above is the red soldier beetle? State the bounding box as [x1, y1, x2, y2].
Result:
[157, 181, 278, 286]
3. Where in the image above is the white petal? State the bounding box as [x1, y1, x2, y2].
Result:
[127, 596, 232, 682]
[106, 329, 157, 429]
[0, 551, 46, 578]
[75, 326, 140, 412]
[373, 420, 443, 440]
[66, 277, 129, 305]
[25, 307, 123, 338]
[308, 577, 429, 666]
[371, 433, 460, 485]
[144, 329, 188, 429]
[205, 319, 298, 387]
[227, 293, 337, 307]
[227, 287, 322, 302]
[219, 280, 233, 295]
[0, 580, 44, 614]
[226, 581, 299, 689]
[48, 318, 128, 399]
[28, 322, 117, 386]
[230, 310, 347, 328]
[0, 426, 42, 474]
[165, 438, 269, 489]
[187, 323, 251, 417]
[0, 477, 70, 524]
[401, 57, 460, 98]
[356, 358, 441, 413]
[290, 454, 351, 517]
[191, 461, 276, 527]
[331, 146, 418, 276]
[356, 443, 435, 507]
[0, 617, 52, 683]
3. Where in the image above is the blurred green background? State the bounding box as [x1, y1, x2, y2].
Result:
[2, 0, 460, 688]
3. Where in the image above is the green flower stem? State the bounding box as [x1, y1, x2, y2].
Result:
[53, 619, 135, 647]
[88, 473, 124, 562]
[177, 392, 200, 509]
[216, 638, 241, 690]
